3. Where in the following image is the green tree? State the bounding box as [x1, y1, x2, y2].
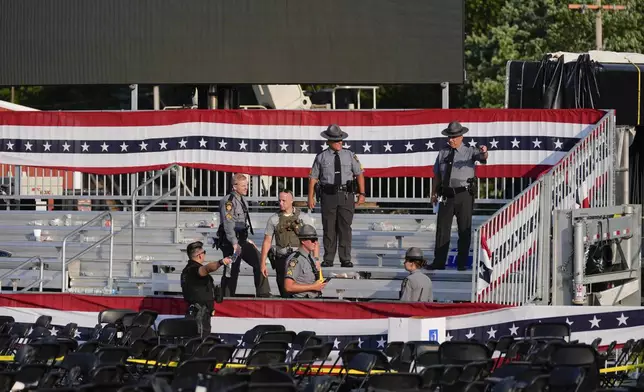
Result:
[464, 0, 644, 108]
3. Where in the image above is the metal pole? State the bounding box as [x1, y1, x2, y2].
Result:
[153, 85, 160, 110]
[131, 196, 136, 276]
[441, 82, 449, 109]
[175, 169, 181, 243]
[61, 240, 68, 293]
[208, 85, 217, 109]
[572, 221, 586, 305]
[622, 129, 630, 205]
[10, 87, 16, 103]
[38, 257, 44, 292]
[130, 84, 139, 111]
[109, 218, 114, 291]
[595, 0, 603, 50]
[14, 166, 22, 199]
[624, 205, 633, 268]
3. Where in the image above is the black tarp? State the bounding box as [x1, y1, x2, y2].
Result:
[506, 54, 643, 127]
[506, 53, 644, 204]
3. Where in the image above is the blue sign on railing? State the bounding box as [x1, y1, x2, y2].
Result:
[428, 329, 439, 342]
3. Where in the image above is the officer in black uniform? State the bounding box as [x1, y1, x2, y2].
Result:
[308, 124, 366, 268]
[216, 173, 271, 297]
[181, 241, 230, 337]
[426, 121, 488, 271]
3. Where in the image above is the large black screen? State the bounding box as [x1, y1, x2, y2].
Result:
[0, 0, 464, 85]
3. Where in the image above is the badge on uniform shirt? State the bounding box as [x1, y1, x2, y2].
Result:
[225, 202, 233, 211]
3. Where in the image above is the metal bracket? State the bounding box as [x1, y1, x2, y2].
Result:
[552, 204, 641, 306]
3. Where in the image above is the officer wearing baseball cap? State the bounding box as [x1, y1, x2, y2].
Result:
[400, 247, 433, 302]
[181, 241, 230, 336]
[283, 224, 328, 298]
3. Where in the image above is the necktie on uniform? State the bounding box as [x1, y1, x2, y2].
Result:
[334, 151, 342, 186]
[442, 148, 456, 188]
[239, 196, 254, 235]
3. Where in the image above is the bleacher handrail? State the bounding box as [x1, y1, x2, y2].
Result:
[471, 110, 617, 305]
[130, 164, 183, 277]
[0, 255, 44, 292]
[61, 211, 114, 293]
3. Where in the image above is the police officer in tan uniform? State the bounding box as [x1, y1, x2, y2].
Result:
[216, 173, 271, 297]
[260, 189, 318, 297]
[308, 124, 366, 268]
[284, 224, 327, 298]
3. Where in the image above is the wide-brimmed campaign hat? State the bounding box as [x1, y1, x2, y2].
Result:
[320, 124, 348, 141]
[441, 121, 469, 137]
[297, 224, 318, 240]
[404, 247, 427, 265]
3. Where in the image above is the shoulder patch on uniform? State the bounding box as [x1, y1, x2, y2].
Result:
[286, 269, 293, 276]
[289, 260, 297, 268]
[225, 202, 232, 211]
[354, 154, 360, 162]
[225, 213, 233, 220]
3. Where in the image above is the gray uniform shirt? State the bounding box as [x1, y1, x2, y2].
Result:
[400, 269, 433, 302]
[285, 248, 319, 298]
[219, 192, 249, 246]
[433, 144, 486, 187]
[309, 148, 363, 185]
[265, 209, 315, 253]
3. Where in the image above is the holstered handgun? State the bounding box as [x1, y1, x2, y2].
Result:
[187, 304, 200, 318]
[267, 246, 276, 269]
[467, 177, 478, 197]
[314, 183, 321, 202]
[214, 285, 223, 303]
[213, 224, 225, 249]
[345, 180, 358, 193]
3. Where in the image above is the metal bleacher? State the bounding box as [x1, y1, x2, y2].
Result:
[0, 210, 484, 302]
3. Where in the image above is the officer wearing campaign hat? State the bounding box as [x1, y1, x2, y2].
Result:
[283, 224, 328, 298]
[400, 247, 433, 302]
[427, 121, 488, 271]
[308, 124, 366, 268]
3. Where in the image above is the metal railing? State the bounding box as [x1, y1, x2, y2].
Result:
[130, 164, 184, 278]
[61, 211, 114, 292]
[0, 256, 45, 292]
[0, 163, 534, 209]
[471, 110, 617, 305]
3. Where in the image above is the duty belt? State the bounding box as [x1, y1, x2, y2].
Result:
[275, 246, 297, 256]
[322, 184, 351, 193]
[441, 186, 468, 198]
